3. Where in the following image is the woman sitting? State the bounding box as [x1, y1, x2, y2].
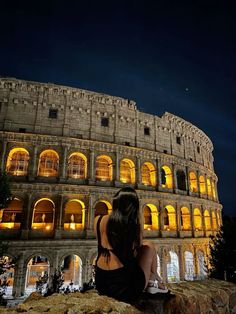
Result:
[94, 187, 168, 302]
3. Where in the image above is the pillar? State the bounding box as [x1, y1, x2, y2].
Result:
[136, 157, 141, 185]
[0, 140, 7, 172]
[178, 245, 185, 281]
[60, 145, 68, 180]
[89, 151, 95, 184]
[20, 193, 33, 239]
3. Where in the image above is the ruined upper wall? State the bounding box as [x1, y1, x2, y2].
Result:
[0, 77, 214, 170]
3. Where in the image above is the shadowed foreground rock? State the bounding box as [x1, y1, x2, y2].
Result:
[0, 280, 236, 313]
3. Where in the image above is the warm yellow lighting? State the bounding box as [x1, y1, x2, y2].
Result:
[141, 162, 156, 186]
[45, 225, 51, 230]
[95, 155, 113, 181]
[161, 166, 173, 188]
[181, 207, 191, 230]
[68, 153, 87, 179]
[164, 205, 176, 230]
[199, 175, 206, 194]
[189, 172, 198, 192]
[38, 149, 59, 177]
[193, 208, 202, 230]
[120, 158, 135, 184]
[6, 147, 29, 176]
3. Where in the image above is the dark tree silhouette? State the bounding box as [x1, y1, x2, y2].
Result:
[0, 171, 12, 209]
[208, 216, 236, 283]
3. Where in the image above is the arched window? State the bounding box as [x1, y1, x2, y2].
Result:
[161, 166, 173, 188]
[193, 208, 202, 230]
[64, 200, 85, 230]
[199, 175, 206, 195]
[94, 200, 112, 217]
[212, 182, 216, 199]
[207, 178, 212, 197]
[181, 207, 191, 230]
[141, 162, 156, 186]
[167, 251, 180, 282]
[120, 159, 135, 184]
[32, 199, 55, 230]
[189, 172, 198, 192]
[38, 150, 59, 177]
[6, 148, 29, 176]
[95, 155, 113, 181]
[176, 170, 186, 191]
[0, 198, 23, 229]
[204, 210, 211, 231]
[164, 205, 176, 230]
[144, 206, 152, 227]
[212, 211, 217, 230]
[68, 153, 87, 179]
[61, 255, 83, 289]
[197, 251, 206, 279]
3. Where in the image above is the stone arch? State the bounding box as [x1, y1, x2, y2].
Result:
[143, 204, 158, 230]
[60, 254, 83, 290]
[94, 200, 112, 217]
[141, 162, 156, 186]
[212, 181, 216, 199]
[25, 254, 51, 295]
[6, 147, 30, 176]
[193, 208, 202, 230]
[176, 169, 186, 191]
[67, 152, 87, 179]
[161, 165, 173, 188]
[63, 199, 85, 230]
[164, 205, 176, 230]
[0, 197, 23, 230]
[95, 155, 113, 181]
[199, 175, 206, 195]
[166, 251, 180, 282]
[120, 158, 135, 184]
[204, 209, 211, 231]
[184, 251, 194, 281]
[180, 207, 191, 231]
[31, 198, 55, 230]
[189, 171, 198, 192]
[197, 250, 206, 279]
[37, 149, 59, 177]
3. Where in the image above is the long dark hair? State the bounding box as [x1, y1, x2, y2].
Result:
[106, 187, 141, 265]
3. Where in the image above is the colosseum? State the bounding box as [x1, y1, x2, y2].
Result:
[0, 77, 222, 297]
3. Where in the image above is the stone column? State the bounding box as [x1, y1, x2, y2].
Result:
[54, 194, 64, 239]
[178, 245, 185, 281]
[193, 245, 199, 278]
[0, 140, 7, 172]
[189, 203, 195, 237]
[159, 200, 164, 235]
[172, 163, 176, 191]
[176, 203, 182, 235]
[30, 146, 38, 179]
[155, 158, 159, 190]
[60, 145, 68, 181]
[160, 247, 167, 281]
[12, 253, 26, 297]
[201, 205, 206, 237]
[136, 157, 141, 185]
[196, 170, 201, 197]
[21, 193, 33, 239]
[114, 151, 120, 183]
[185, 166, 190, 194]
[89, 151, 95, 184]
[157, 158, 163, 189]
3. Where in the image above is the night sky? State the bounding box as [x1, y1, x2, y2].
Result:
[0, 1, 235, 216]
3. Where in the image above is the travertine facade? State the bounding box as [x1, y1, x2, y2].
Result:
[0, 77, 222, 297]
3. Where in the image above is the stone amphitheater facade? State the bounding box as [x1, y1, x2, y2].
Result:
[0, 77, 222, 297]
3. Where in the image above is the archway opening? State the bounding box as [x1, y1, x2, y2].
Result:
[180, 207, 191, 231]
[61, 254, 82, 291]
[0, 256, 15, 296]
[25, 255, 49, 295]
[197, 251, 206, 279]
[32, 199, 55, 230]
[176, 170, 186, 191]
[204, 210, 211, 231]
[0, 198, 23, 230]
[164, 205, 176, 230]
[189, 172, 198, 192]
[95, 155, 113, 181]
[199, 175, 206, 195]
[143, 204, 158, 230]
[184, 251, 194, 281]
[167, 251, 180, 282]
[141, 162, 156, 186]
[94, 200, 112, 217]
[64, 200, 85, 230]
[68, 153, 87, 179]
[207, 178, 212, 197]
[38, 150, 59, 177]
[6, 148, 29, 176]
[161, 166, 172, 188]
[120, 159, 135, 184]
[193, 208, 202, 231]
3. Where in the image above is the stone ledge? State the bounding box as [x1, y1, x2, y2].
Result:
[1, 279, 236, 314]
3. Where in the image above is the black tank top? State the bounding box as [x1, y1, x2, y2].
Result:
[96, 215, 114, 263]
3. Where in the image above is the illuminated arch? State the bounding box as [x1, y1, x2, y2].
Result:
[161, 166, 173, 188]
[164, 205, 176, 230]
[212, 182, 216, 199]
[38, 150, 59, 177]
[120, 158, 135, 184]
[94, 200, 112, 217]
[64, 199, 85, 230]
[176, 170, 186, 191]
[204, 210, 211, 231]
[189, 172, 198, 192]
[212, 211, 217, 230]
[199, 175, 206, 195]
[193, 208, 202, 230]
[31, 198, 55, 230]
[180, 207, 191, 231]
[6, 148, 29, 176]
[0, 198, 23, 230]
[141, 162, 156, 186]
[143, 204, 158, 230]
[95, 155, 113, 181]
[61, 254, 83, 289]
[197, 251, 206, 278]
[68, 153, 87, 179]
[217, 211, 221, 227]
[207, 178, 212, 197]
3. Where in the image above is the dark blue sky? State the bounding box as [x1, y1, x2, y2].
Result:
[0, 0, 235, 216]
